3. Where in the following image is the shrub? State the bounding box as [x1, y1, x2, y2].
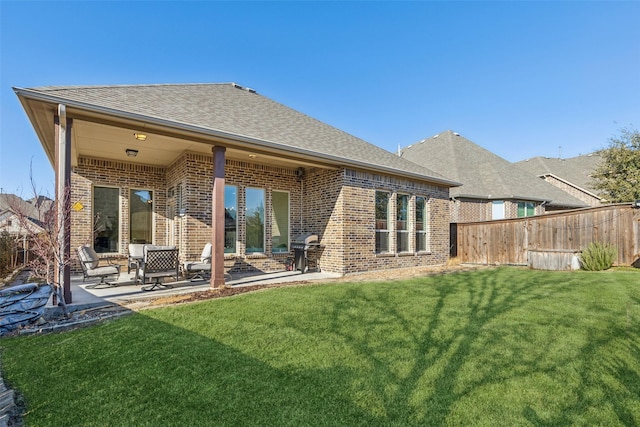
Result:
[580, 242, 618, 271]
[0, 230, 18, 278]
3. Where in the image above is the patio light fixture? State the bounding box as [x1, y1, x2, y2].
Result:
[133, 133, 147, 141]
[125, 149, 139, 157]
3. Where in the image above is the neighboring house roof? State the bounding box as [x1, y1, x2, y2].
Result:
[0, 194, 51, 222]
[399, 130, 587, 208]
[14, 83, 460, 188]
[0, 194, 26, 212]
[0, 194, 50, 234]
[0, 209, 46, 235]
[515, 153, 603, 199]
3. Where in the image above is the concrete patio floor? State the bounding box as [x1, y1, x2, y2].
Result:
[51, 269, 341, 313]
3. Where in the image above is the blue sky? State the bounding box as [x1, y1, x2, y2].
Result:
[1, 1, 639, 197]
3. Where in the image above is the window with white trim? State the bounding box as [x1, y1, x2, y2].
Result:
[93, 186, 120, 253]
[130, 189, 153, 244]
[416, 196, 429, 252]
[396, 194, 410, 252]
[492, 200, 505, 220]
[271, 190, 290, 253]
[225, 185, 237, 254]
[245, 188, 265, 253]
[517, 201, 535, 217]
[375, 191, 390, 253]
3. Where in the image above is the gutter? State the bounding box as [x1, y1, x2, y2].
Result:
[14, 87, 461, 189]
[454, 193, 552, 203]
[452, 192, 587, 208]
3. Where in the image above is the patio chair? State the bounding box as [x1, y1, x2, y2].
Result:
[182, 243, 212, 281]
[76, 245, 121, 288]
[127, 243, 145, 278]
[138, 245, 179, 291]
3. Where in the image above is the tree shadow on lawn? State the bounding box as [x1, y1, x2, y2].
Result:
[8, 268, 639, 426]
[310, 268, 640, 425]
[6, 313, 378, 427]
[523, 321, 640, 427]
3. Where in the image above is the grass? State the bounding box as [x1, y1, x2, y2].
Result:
[1, 267, 639, 426]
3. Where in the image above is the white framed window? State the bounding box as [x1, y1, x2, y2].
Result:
[416, 196, 429, 252]
[245, 187, 265, 254]
[375, 191, 390, 253]
[492, 200, 505, 220]
[225, 185, 237, 254]
[271, 190, 290, 253]
[129, 189, 153, 244]
[93, 186, 120, 253]
[517, 201, 535, 217]
[396, 194, 410, 253]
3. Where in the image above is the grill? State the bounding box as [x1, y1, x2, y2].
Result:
[291, 233, 321, 273]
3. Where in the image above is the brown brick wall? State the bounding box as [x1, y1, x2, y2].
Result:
[70, 154, 453, 277]
[181, 152, 303, 274]
[71, 157, 167, 260]
[336, 169, 451, 274]
[543, 176, 601, 207]
[452, 198, 545, 223]
[71, 157, 169, 271]
[301, 168, 344, 273]
[451, 198, 492, 222]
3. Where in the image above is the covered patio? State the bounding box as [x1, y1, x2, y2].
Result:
[48, 269, 340, 314]
[15, 83, 458, 306]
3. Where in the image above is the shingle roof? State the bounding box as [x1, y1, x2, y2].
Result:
[399, 130, 587, 208]
[0, 194, 52, 223]
[515, 154, 602, 196]
[18, 83, 458, 187]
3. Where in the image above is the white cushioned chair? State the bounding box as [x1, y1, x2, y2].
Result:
[182, 243, 212, 281]
[77, 245, 121, 288]
[127, 243, 146, 282]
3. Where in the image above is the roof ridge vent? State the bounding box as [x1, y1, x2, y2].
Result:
[231, 82, 257, 93]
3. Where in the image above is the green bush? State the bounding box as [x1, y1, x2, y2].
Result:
[0, 230, 17, 278]
[580, 242, 618, 271]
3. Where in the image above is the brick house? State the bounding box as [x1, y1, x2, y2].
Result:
[14, 83, 459, 301]
[399, 130, 587, 223]
[515, 153, 604, 207]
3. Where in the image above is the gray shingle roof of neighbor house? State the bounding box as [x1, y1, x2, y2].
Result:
[399, 130, 588, 208]
[14, 83, 460, 188]
[515, 153, 603, 198]
[0, 193, 52, 226]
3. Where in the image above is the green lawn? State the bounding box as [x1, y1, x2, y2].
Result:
[1, 267, 639, 426]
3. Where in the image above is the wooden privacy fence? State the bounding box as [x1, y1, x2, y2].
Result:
[451, 203, 640, 268]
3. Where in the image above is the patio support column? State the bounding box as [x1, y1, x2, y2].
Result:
[55, 104, 72, 303]
[211, 146, 226, 288]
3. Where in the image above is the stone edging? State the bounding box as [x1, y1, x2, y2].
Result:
[0, 372, 17, 427]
